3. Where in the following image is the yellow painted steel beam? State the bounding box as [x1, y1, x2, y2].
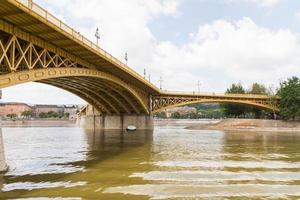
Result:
[48, 78, 120, 114]
[0, 67, 149, 114]
[153, 99, 279, 113]
[41, 80, 109, 114]
[66, 77, 132, 114]
[159, 91, 279, 100]
[78, 78, 141, 114]
[0, 19, 94, 70]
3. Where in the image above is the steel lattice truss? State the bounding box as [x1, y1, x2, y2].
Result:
[152, 95, 280, 113]
[0, 34, 83, 74]
[0, 30, 149, 115]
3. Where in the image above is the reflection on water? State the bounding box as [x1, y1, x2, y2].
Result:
[0, 127, 299, 199]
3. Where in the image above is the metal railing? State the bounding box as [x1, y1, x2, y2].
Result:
[160, 91, 274, 99]
[15, 0, 159, 90]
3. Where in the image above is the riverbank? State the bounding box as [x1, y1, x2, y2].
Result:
[0, 119, 76, 127]
[154, 119, 220, 127]
[186, 118, 300, 132]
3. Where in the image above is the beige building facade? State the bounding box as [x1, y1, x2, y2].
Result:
[0, 103, 32, 118]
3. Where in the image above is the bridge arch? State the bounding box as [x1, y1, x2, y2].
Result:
[153, 99, 278, 114]
[0, 68, 150, 115]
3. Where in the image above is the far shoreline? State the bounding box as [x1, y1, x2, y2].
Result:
[1, 118, 300, 132]
[0, 119, 76, 128]
[155, 118, 300, 132]
[185, 118, 300, 132]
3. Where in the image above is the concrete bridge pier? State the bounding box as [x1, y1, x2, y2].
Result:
[0, 129, 8, 173]
[77, 105, 153, 130]
[78, 114, 153, 130]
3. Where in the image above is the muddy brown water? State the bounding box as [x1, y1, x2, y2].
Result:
[0, 125, 299, 199]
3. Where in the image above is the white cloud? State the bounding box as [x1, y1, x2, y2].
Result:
[249, 0, 279, 7]
[295, 10, 300, 20]
[3, 0, 299, 104]
[227, 0, 280, 8]
[151, 18, 300, 92]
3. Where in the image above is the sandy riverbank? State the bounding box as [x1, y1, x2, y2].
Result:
[0, 119, 76, 127]
[154, 119, 220, 127]
[186, 118, 300, 132]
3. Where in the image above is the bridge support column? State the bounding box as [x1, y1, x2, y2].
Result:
[0, 129, 8, 173]
[77, 105, 153, 130]
[78, 114, 153, 130]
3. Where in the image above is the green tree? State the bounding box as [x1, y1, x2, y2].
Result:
[21, 110, 33, 119]
[64, 112, 70, 119]
[154, 112, 167, 119]
[248, 83, 267, 118]
[171, 112, 181, 119]
[46, 111, 59, 118]
[7, 113, 17, 119]
[222, 83, 246, 117]
[187, 112, 198, 119]
[39, 112, 48, 118]
[277, 77, 300, 120]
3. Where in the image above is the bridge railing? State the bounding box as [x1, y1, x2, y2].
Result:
[160, 91, 275, 99]
[15, 0, 158, 90]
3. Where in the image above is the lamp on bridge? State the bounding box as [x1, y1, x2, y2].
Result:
[144, 68, 146, 79]
[197, 80, 201, 93]
[125, 52, 128, 65]
[95, 27, 100, 46]
[159, 76, 163, 90]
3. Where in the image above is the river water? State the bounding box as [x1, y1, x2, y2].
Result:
[0, 125, 300, 199]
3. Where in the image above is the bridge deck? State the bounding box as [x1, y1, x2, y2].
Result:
[0, 0, 160, 93]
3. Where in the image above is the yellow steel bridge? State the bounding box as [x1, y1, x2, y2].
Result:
[0, 0, 280, 115]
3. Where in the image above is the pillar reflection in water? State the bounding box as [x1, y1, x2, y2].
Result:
[0, 128, 154, 199]
[84, 129, 153, 152]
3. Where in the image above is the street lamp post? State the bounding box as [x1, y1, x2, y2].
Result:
[197, 80, 201, 93]
[159, 76, 163, 90]
[95, 27, 100, 46]
[124, 52, 128, 65]
[143, 68, 146, 79]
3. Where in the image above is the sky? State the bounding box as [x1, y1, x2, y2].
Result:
[2, 0, 300, 104]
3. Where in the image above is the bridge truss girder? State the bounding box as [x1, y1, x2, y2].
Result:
[152, 95, 280, 113]
[0, 26, 150, 115]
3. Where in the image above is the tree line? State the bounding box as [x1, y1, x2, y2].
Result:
[6, 110, 70, 119]
[224, 76, 300, 120]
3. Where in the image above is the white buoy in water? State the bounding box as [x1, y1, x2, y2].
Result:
[126, 125, 137, 131]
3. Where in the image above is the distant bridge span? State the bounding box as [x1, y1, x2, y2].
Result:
[0, 0, 280, 129]
[152, 92, 279, 113]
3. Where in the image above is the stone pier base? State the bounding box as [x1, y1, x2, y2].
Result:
[78, 114, 153, 130]
[0, 129, 8, 173]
